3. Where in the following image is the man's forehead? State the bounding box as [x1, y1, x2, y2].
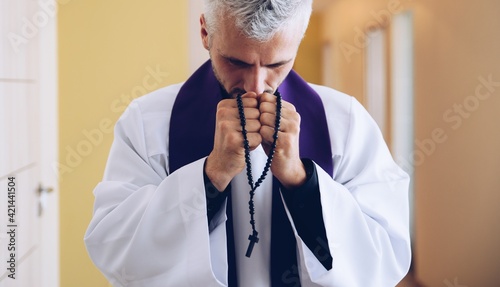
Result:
[213, 24, 301, 65]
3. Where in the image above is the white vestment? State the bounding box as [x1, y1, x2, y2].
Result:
[84, 83, 411, 287]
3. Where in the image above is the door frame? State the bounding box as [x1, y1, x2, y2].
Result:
[37, 0, 59, 285]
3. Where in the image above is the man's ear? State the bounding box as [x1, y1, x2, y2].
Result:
[200, 14, 210, 50]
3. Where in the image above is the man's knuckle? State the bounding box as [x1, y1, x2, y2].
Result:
[218, 120, 232, 131]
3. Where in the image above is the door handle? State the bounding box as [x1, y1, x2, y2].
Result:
[37, 183, 54, 217]
[38, 184, 54, 194]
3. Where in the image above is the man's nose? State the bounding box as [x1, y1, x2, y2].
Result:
[243, 67, 267, 95]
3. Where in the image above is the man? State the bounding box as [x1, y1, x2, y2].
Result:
[85, 0, 411, 286]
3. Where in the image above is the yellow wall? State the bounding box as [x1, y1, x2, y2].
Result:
[294, 12, 323, 84]
[321, 0, 500, 286]
[58, 1, 188, 286]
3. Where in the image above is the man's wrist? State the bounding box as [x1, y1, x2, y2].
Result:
[203, 162, 230, 224]
[278, 159, 308, 189]
[281, 158, 316, 191]
[204, 155, 232, 191]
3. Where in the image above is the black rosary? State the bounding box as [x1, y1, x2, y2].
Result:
[236, 92, 282, 258]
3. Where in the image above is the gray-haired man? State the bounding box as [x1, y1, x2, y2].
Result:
[85, 1, 411, 286]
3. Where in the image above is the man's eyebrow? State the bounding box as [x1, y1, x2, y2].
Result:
[266, 58, 293, 67]
[223, 55, 252, 66]
[219, 52, 292, 68]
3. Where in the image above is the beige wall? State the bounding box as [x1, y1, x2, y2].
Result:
[320, 0, 500, 286]
[58, 1, 188, 286]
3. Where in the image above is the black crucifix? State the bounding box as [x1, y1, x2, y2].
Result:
[245, 231, 260, 257]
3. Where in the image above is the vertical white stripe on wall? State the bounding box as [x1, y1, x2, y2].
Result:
[391, 11, 415, 238]
[189, 0, 210, 73]
[365, 28, 387, 137]
[322, 42, 335, 88]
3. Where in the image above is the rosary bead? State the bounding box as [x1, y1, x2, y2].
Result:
[236, 92, 282, 258]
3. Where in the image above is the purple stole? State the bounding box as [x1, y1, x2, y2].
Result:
[169, 60, 332, 286]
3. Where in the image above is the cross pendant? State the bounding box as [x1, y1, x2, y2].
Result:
[245, 232, 259, 257]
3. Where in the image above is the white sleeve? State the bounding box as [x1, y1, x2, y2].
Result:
[289, 97, 411, 286]
[84, 102, 226, 287]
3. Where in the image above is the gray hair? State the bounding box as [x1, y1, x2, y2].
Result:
[204, 0, 313, 42]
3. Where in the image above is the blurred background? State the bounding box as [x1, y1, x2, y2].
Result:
[1, 0, 499, 286]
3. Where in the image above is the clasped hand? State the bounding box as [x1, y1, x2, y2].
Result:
[205, 92, 306, 191]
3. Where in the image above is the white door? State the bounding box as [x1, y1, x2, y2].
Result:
[0, 0, 59, 286]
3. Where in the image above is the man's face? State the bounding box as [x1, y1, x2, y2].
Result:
[201, 15, 302, 97]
